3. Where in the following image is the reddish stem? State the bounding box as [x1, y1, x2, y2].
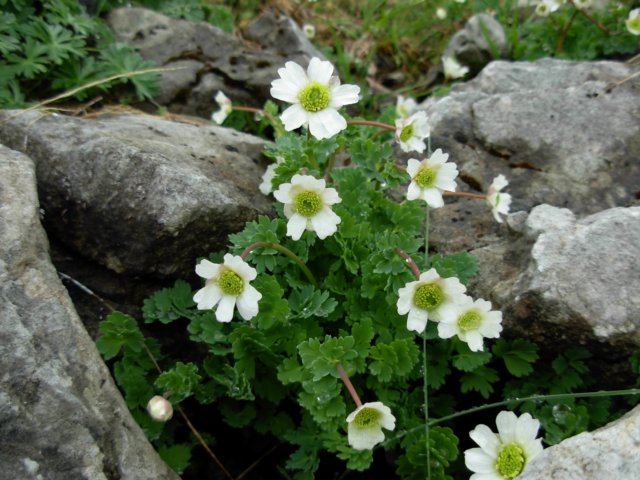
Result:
[233, 105, 278, 126]
[443, 191, 486, 199]
[394, 248, 421, 280]
[336, 363, 362, 408]
[347, 119, 397, 131]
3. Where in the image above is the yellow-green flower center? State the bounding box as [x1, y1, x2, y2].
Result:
[628, 17, 640, 32]
[218, 269, 244, 296]
[458, 310, 482, 331]
[496, 443, 526, 479]
[294, 190, 323, 217]
[399, 123, 414, 142]
[413, 282, 444, 311]
[414, 166, 437, 189]
[353, 407, 382, 428]
[298, 81, 331, 112]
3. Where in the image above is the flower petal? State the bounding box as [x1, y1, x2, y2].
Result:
[236, 285, 262, 320]
[278, 61, 308, 89]
[287, 214, 308, 241]
[195, 259, 220, 279]
[193, 284, 222, 310]
[309, 108, 347, 139]
[421, 188, 445, 208]
[348, 424, 385, 450]
[406, 181, 422, 201]
[309, 207, 341, 239]
[215, 295, 237, 323]
[306, 57, 334, 84]
[469, 424, 501, 454]
[407, 307, 429, 332]
[465, 448, 497, 474]
[437, 321, 458, 339]
[330, 83, 360, 108]
[281, 104, 309, 131]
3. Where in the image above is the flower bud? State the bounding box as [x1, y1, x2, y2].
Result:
[147, 395, 173, 422]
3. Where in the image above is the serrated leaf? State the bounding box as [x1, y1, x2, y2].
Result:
[430, 252, 478, 286]
[252, 274, 289, 329]
[158, 444, 192, 475]
[298, 336, 358, 381]
[289, 285, 338, 319]
[96, 311, 144, 360]
[452, 342, 492, 372]
[155, 362, 201, 403]
[460, 366, 499, 399]
[492, 339, 538, 377]
[369, 339, 420, 382]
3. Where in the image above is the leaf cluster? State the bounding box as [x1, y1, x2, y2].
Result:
[0, 0, 159, 108]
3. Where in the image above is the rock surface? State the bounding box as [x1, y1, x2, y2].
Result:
[519, 404, 640, 480]
[0, 110, 271, 277]
[426, 58, 640, 254]
[0, 144, 179, 480]
[470, 205, 640, 348]
[443, 13, 508, 73]
[107, 8, 318, 118]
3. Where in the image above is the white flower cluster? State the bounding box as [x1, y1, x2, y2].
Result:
[397, 268, 503, 351]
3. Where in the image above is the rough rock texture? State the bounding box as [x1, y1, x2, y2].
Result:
[242, 9, 326, 62]
[443, 13, 508, 73]
[519, 404, 640, 480]
[470, 205, 640, 348]
[107, 8, 317, 118]
[425, 58, 640, 254]
[0, 144, 179, 480]
[0, 110, 271, 277]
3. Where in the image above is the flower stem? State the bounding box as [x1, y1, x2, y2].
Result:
[443, 191, 486, 200]
[232, 106, 278, 128]
[384, 388, 640, 445]
[240, 242, 319, 288]
[571, 1, 612, 34]
[336, 363, 363, 408]
[424, 205, 430, 265]
[556, 8, 579, 54]
[347, 119, 397, 131]
[394, 248, 421, 280]
[423, 332, 431, 480]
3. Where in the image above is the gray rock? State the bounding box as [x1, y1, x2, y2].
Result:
[107, 7, 316, 118]
[519, 404, 640, 480]
[242, 9, 326, 61]
[425, 58, 640, 254]
[0, 110, 272, 277]
[470, 205, 640, 347]
[0, 144, 179, 480]
[442, 13, 507, 73]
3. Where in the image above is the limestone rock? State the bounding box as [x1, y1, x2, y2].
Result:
[443, 13, 507, 73]
[0, 110, 272, 277]
[0, 144, 179, 480]
[519, 404, 640, 480]
[106, 7, 315, 118]
[425, 58, 640, 254]
[470, 205, 640, 347]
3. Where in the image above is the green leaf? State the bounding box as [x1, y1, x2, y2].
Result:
[460, 366, 499, 399]
[369, 338, 420, 382]
[98, 43, 159, 100]
[219, 400, 256, 427]
[114, 362, 155, 409]
[289, 285, 338, 319]
[96, 311, 144, 360]
[298, 336, 358, 381]
[492, 339, 538, 377]
[452, 341, 492, 372]
[208, 363, 255, 401]
[143, 279, 194, 324]
[430, 252, 478, 286]
[252, 274, 289, 329]
[155, 362, 201, 403]
[6, 37, 49, 79]
[158, 444, 192, 475]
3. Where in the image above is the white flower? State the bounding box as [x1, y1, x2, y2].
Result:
[626, 8, 640, 35]
[437, 296, 503, 351]
[535, 0, 561, 17]
[573, 0, 592, 9]
[465, 411, 544, 480]
[395, 111, 431, 153]
[486, 174, 512, 223]
[193, 254, 262, 323]
[442, 56, 469, 80]
[147, 395, 173, 422]
[273, 174, 341, 240]
[259, 163, 278, 195]
[211, 91, 232, 124]
[346, 401, 396, 450]
[396, 95, 418, 118]
[406, 149, 458, 208]
[397, 268, 467, 333]
[270, 57, 360, 139]
[302, 23, 316, 39]
[436, 7, 447, 19]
